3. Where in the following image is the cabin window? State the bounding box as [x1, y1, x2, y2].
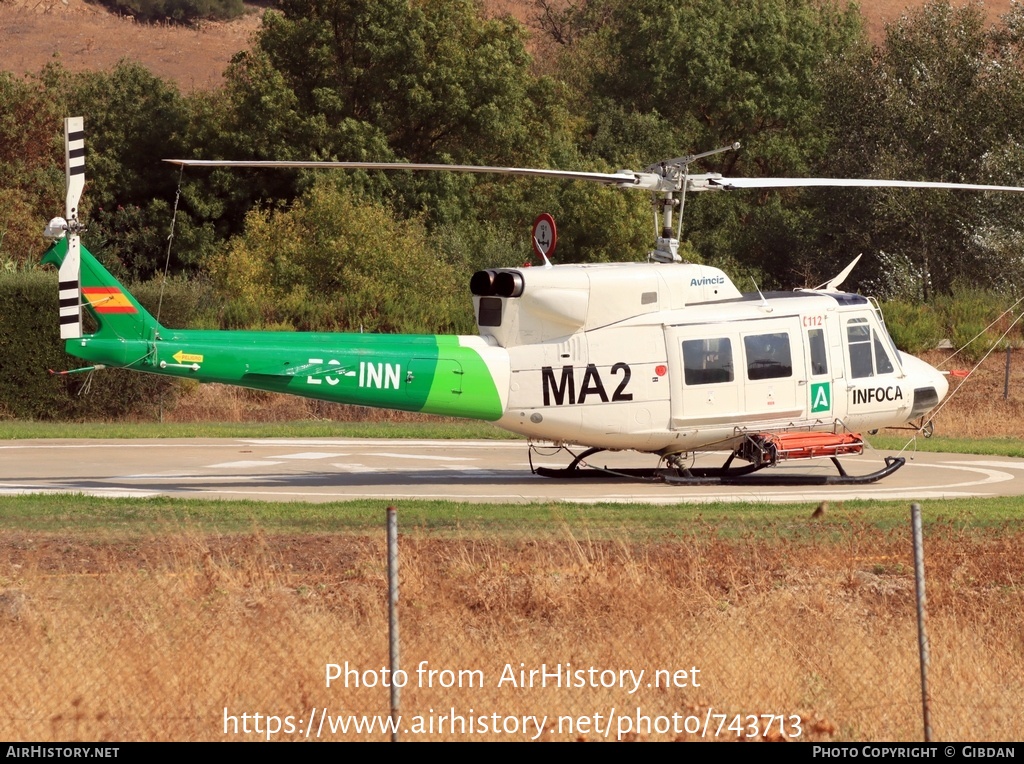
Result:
[682, 338, 734, 385]
[478, 297, 502, 327]
[744, 333, 793, 380]
[808, 329, 828, 376]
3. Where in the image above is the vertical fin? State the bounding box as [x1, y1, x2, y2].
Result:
[59, 117, 85, 339]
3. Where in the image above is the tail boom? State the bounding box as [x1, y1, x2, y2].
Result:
[45, 238, 508, 421]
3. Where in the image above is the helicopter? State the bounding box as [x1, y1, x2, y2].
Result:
[41, 117, 1024, 485]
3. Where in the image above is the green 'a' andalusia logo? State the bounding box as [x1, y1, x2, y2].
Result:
[811, 382, 831, 413]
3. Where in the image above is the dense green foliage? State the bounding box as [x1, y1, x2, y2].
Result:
[547, 0, 864, 282]
[0, 71, 64, 266]
[819, 1, 1024, 297]
[2, 0, 1024, 419]
[0, 270, 205, 420]
[209, 181, 475, 332]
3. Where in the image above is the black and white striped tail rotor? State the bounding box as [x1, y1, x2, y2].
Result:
[58, 117, 85, 340]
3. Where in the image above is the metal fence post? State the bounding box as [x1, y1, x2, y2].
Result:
[387, 504, 400, 742]
[1004, 347, 1012, 400]
[911, 502, 933, 742]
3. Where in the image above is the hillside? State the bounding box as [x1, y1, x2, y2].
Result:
[1, 0, 1018, 92]
[0, 0, 260, 91]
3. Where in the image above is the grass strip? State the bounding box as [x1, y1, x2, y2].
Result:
[2, 493, 1021, 538]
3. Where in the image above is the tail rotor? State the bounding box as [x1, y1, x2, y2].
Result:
[56, 116, 86, 340]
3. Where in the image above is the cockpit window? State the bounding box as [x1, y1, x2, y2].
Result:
[847, 319, 873, 378]
[873, 333, 894, 374]
[847, 317, 895, 378]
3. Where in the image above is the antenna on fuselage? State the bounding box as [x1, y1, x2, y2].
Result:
[751, 277, 773, 313]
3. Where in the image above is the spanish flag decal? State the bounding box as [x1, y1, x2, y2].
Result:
[82, 287, 138, 314]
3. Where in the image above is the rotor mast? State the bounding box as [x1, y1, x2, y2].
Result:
[645, 141, 741, 263]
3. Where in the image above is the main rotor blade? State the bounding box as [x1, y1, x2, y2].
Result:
[163, 159, 658, 188]
[711, 176, 1024, 192]
[166, 160, 1024, 194]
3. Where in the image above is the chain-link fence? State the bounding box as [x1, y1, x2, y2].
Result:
[1, 511, 1020, 741]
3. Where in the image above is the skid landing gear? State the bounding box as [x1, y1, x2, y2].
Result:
[530, 439, 906, 486]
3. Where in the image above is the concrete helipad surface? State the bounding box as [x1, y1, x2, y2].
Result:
[2, 438, 1024, 504]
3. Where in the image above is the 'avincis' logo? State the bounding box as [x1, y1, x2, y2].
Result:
[690, 276, 725, 287]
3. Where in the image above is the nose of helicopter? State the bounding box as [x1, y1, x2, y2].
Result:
[900, 353, 949, 419]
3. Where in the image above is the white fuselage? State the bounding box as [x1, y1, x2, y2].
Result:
[470, 262, 948, 455]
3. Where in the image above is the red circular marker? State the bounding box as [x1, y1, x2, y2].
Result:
[655, 365, 667, 376]
[532, 213, 557, 263]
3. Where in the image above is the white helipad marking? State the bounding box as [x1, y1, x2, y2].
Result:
[369, 453, 474, 462]
[276, 452, 346, 460]
[897, 461, 1014, 488]
[567, 491, 994, 504]
[5, 440, 1024, 504]
[158, 488, 547, 500]
[207, 460, 284, 469]
[407, 471, 503, 481]
[444, 466, 502, 475]
[946, 460, 1024, 470]
[136, 471, 288, 481]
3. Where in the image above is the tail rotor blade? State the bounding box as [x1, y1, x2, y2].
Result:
[60, 117, 85, 340]
[58, 235, 82, 339]
[65, 117, 85, 221]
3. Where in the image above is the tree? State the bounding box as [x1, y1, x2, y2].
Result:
[0, 72, 63, 266]
[218, 0, 559, 166]
[549, 0, 865, 285]
[818, 0, 1024, 298]
[183, 0, 574, 254]
[207, 180, 474, 333]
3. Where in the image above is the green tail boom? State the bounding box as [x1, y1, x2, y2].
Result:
[42, 238, 508, 421]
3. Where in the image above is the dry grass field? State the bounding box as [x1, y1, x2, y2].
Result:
[1, 520, 1021, 741]
[0, 0, 261, 91]
[922, 350, 1024, 439]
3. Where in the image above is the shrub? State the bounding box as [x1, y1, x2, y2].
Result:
[932, 286, 1022, 363]
[0, 270, 213, 421]
[94, 0, 245, 24]
[879, 300, 942, 354]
